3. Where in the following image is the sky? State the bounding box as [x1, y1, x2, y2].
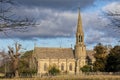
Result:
[0, 0, 120, 52]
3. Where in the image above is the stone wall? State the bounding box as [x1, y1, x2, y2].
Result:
[37, 58, 75, 74]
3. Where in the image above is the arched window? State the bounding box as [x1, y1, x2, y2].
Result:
[44, 63, 47, 71]
[69, 63, 72, 71]
[81, 36, 83, 42]
[61, 63, 64, 71]
[79, 35, 81, 42]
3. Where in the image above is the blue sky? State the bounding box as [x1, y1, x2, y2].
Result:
[0, 0, 120, 52]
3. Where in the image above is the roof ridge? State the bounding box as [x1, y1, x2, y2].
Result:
[35, 47, 72, 49]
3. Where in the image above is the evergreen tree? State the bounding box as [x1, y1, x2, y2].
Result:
[19, 50, 37, 74]
[93, 43, 107, 72]
[105, 46, 120, 72]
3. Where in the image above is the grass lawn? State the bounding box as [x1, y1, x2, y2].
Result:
[0, 75, 120, 80]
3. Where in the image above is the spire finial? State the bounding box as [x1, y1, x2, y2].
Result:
[78, 7, 80, 11]
[78, 7, 80, 14]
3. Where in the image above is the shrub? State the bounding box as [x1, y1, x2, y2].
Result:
[48, 66, 60, 75]
[80, 65, 92, 72]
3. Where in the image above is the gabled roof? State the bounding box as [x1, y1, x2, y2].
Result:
[34, 47, 74, 59]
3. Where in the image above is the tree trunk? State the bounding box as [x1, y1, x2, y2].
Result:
[13, 58, 19, 78]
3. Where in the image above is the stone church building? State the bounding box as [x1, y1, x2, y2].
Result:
[33, 9, 94, 74]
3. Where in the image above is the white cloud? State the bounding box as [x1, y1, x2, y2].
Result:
[103, 2, 120, 14]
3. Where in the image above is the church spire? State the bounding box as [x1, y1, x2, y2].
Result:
[77, 8, 83, 34]
[76, 8, 84, 45]
[75, 8, 86, 73]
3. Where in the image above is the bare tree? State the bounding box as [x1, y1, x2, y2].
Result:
[0, 0, 35, 32]
[103, 8, 120, 43]
[8, 42, 21, 78]
[103, 8, 120, 32]
[0, 0, 36, 77]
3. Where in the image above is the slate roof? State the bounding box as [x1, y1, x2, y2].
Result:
[34, 47, 74, 59]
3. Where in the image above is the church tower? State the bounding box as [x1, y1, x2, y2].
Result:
[75, 8, 86, 73]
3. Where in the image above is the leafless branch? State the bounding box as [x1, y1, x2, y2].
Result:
[0, 0, 36, 32]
